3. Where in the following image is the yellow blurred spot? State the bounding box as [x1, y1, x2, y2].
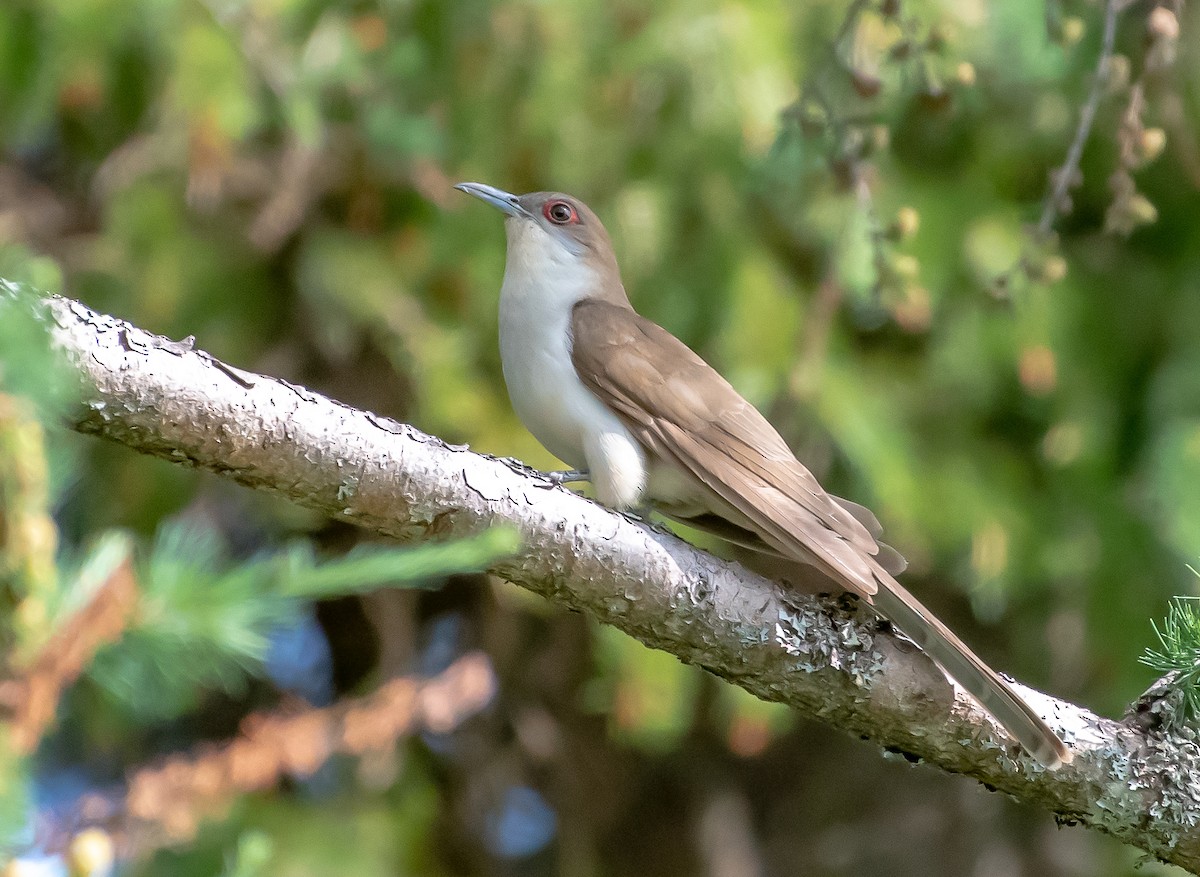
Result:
[15, 595, 46, 633]
[950, 0, 986, 28]
[1042, 421, 1084, 466]
[1139, 128, 1167, 163]
[1019, 344, 1057, 396]
[1040, 255, 1068, 284]
[68, 828, 115, 877]
[894, 207, 920, 240]
[891, 253, 920, 279]
[1149, 7, 1180, 40]
[852, 12, 903, 77]
[1060, 16, 1086, 47]
[1126, 193, 1159, 225]
[971, 520, 1009, 579]
[955, 62, 976, 87]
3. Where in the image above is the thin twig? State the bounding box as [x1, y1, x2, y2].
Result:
[1035, 0, 1124, 238]
[791, 0, 872, 136]
[49, 652, 496, 858]
[0, 557, 138, 753]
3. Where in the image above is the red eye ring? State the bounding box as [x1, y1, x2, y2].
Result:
[543, 200, 578, 225]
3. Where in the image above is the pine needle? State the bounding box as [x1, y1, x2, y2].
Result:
[85, 521, 520, 720]
[1140, 593, 1200, 722]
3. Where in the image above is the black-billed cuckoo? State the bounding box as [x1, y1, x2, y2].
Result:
[455, 181, 1071, 768]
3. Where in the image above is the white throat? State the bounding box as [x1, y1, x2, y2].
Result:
[497, 218, 646, 509]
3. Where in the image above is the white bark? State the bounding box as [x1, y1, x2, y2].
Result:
[17, 285, 1200, 873]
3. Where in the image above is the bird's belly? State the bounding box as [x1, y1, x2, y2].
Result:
[499, 314, 647, 508]
[501, 340, 591, 469]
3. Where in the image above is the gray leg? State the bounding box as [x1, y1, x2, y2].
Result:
[541, 469, 590, 486]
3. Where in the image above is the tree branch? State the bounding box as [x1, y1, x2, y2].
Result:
[22, 287, 1200, 873]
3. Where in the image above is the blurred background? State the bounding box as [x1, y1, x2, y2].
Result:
[1, 0, 1199, 874]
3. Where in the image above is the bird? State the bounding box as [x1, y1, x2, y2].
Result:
[455, 181, 1071, 768]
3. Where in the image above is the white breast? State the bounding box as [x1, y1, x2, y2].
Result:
[498, 219, 646, 509]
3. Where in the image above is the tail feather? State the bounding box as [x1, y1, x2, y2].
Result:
[869, 566, 1072, 769]
[657, 505, 1072, 767]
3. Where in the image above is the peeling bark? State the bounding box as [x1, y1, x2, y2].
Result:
[15, 286, 1200, 873]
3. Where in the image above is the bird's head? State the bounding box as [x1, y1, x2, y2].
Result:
[455, 182, 620, 279]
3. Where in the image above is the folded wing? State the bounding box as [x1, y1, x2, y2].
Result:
[570, 298, 885, 596]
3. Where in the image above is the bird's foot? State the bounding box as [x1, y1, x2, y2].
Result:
[621, 506, 666, 530]
[539, 469, 591, 487]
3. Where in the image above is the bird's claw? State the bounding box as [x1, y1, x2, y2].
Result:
[539, 469, 590, 488]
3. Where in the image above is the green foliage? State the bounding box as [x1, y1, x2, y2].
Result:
[1, 0, 1197, 872]
[1140, 594, 1200, 724]
[86, 522, 517, 719]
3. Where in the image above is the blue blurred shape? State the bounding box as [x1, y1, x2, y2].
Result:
[265, 611, 334, 705]
[485, 785, 557, 859]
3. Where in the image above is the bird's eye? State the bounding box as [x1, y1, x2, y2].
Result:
[544, 200, 577, 224]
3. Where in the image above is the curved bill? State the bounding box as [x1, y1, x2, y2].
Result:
[454, 182, 532, 219]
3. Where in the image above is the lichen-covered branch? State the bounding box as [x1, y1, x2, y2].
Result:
[21, 288, 1200, 873]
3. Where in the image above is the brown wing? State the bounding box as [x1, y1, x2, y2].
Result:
[569, 298, 885, 597]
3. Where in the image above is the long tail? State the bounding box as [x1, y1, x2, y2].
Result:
[668, 509, 1072, 766]
[868, 565, 1071, 769]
